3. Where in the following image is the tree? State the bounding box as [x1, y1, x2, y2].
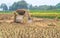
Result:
[38, 5, 49, 10]
[9, 2, 17, 11]
[56, 3, 60, 8]
[17, 0, 28, 9]
[9, 0, 28, 11]
[1, 3, 8, 11]
[29, 4, 33, 10]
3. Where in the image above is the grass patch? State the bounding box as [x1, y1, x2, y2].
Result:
[0, 10, 60, 19]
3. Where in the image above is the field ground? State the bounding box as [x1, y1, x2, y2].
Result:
[0, 14, 60, 38]
[0, 10, 60, 38]
[0, 21, 60, 38]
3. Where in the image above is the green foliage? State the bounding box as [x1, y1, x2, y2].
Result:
[0, 3, 8, 11]
[0, 10, 60, 19]
[30, 10, 60, 13]
[0, 1, 60, 11]
[9, 0, 28, 11]
[30, 10, 60, 19]
[56, 3, 60, 8]
[0, 11, 13, 14]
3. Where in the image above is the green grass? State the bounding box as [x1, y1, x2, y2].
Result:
[30, 10, 60, 19]
[0, 11, 13, 14]
[30, 10, 60, 13]
[31, 13, 60, 18]
[0, 10, 60, 19]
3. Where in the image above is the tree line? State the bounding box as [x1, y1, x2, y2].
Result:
[0, 0, 60, 11]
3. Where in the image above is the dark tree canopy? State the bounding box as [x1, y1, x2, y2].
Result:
[56, 3, 60, 8]
[1, 3, 8, 11]
[9, 0, 28, 11]
[8, 0, 60, 11]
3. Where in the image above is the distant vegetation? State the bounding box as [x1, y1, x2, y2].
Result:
[0, 10, 60, 19]
[30, 10, 60, 19]
[0, 0, 60, 11]
[0, 0, 60, 19]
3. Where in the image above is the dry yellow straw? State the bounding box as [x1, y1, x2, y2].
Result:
[23, 16, 28, 24]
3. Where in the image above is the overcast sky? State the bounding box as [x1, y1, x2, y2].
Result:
[0, 0, 60, 6]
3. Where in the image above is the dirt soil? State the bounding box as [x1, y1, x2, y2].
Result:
[0, 14, 60, 38]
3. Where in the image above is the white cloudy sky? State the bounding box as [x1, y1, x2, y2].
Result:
[0, 0, 60, 6]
